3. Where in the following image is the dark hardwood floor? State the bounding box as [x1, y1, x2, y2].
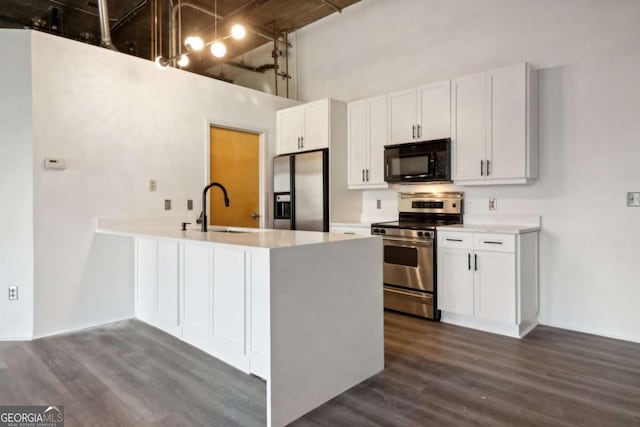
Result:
[1, 312, 639, 426]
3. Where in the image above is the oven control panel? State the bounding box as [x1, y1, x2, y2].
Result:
[372, 227, 434, 240]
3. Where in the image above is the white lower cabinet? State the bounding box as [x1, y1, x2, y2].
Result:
[437, 230, 538, 338]
[135, 238, 269, 379]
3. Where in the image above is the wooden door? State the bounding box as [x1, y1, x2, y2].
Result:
[210, 127, 260, 228]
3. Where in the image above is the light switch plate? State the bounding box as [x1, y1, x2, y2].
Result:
[8, 286, 18, 300]
[376, 199, 382, 209]
[164, 199, 171, 210]
[489, 198, 497, 211]
[44, 158, 66, 170]
[149, 179, 157, 192]
[187, 200, 193, 210]
[627, 192, 640, 207]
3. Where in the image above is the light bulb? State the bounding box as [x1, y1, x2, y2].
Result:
[210, 41, 227, 58]
[155, 56, 169, 70]
[184, 36, 204, 51]
[231, 24, 246, 40]
[177, 54, 189, 67]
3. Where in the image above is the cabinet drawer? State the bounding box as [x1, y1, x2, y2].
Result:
[473, 233, 515, 253]
[438, 232, 473, 249]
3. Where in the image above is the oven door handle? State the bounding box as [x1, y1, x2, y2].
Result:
[382, 237, 433, 247]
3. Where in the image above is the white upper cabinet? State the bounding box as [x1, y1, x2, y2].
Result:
[453, 63, 538, 185]
[452, 72, 487, 181]
[277, 99, 330, 155]
[347, 95, 388, 189]
[389, 80, 451, 145]
[417, 80, 452, 141]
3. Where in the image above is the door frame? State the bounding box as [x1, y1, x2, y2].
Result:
[203, 119, 267, 229]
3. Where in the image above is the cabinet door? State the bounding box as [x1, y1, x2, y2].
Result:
[367, 95, 388, 186]
[136, 238, 157, 322]
[474, 251, 516, 324]
[347, 100, 368, 187]
[302, 99, 329, 151]
[418, 80, 451, 140]
[388, 88, 417, 144]
[438, 247, 474, 316]
[156, 241, 180, 334]
[277, 107, 303, 155]
[453, 73, 486, 181]
[487, 64, 526, 179]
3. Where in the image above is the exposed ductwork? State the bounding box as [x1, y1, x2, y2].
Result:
[97, 0, 118, 51]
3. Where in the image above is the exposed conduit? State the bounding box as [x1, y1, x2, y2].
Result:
[97, 0, 118, 50]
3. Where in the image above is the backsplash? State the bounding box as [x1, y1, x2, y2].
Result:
[361, 183, 543, 223]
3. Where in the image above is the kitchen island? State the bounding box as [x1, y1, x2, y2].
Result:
[96, 219, 384, 427]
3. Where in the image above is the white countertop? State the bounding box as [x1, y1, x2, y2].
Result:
[437, 224, 540, 234]
[96, 218, 376, 250]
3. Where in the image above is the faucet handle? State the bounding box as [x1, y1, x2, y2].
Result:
[196, 211, 204, 224]
[181, 222, 191, 231]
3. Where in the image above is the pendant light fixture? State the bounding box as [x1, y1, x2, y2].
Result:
[155, 0, 250, 70]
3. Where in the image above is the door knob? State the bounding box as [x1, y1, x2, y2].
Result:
[251, 212, 260, 220]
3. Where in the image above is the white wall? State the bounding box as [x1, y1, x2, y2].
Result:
[295, 0, 640, 342]
[207, 38, 298, 100]
[0, 30, 34, 339]
[1, 30, 298, 338]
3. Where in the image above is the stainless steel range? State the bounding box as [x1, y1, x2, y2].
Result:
[371, 192, 463, 320]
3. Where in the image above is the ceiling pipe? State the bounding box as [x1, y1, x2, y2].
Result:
[111, 0, 149, 33]
[97, 0, 118, 51]
[170, 2, 224, 60]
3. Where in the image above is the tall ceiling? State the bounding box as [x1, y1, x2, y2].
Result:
[0, 0, 360, 76]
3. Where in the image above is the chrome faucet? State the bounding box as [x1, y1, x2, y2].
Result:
[199, 182, 230, 232]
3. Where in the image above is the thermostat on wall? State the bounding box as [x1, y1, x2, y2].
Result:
[44, 158, 66, 170]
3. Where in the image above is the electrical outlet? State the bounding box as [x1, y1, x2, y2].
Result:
[376, 199, 382, 209]
[187, 200, 193, 211]
[164, 199, 171, 210]
[8, 286, 18, 300]
[627, 192, 640, 207]
[149, 179, 157, 192]
[489, 198, 497, 211]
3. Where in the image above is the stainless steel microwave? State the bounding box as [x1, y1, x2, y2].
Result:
[384, 139, 452, 184]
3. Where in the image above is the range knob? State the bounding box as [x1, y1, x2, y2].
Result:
[372, 228, 380, 234]
[417, 231, 424, 237]
[380, 229, 386, 234]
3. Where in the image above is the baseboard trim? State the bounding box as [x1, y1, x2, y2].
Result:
[31, 316, 136, 340]
[538, 320, 640, 344]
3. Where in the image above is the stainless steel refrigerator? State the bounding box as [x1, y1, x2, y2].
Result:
[273, 149, 329, 232]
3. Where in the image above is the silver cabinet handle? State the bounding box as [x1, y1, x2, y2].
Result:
[486, 159, 491, 176]
[297, 137, 300, 149]
[362, 169, 365, 182]
[412, 125, 416, 139]
[366, 169, 369, 182]
[483, 241, 503, 245]
[417, 124, 421, 138]
[300, 136, 304, 148]
[474, 254, 478, 271]
[468, 253, 471, 271]
[251, 212, 260, 220]
[480, 160, 484, 176]
[446, 238, 463, 242]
